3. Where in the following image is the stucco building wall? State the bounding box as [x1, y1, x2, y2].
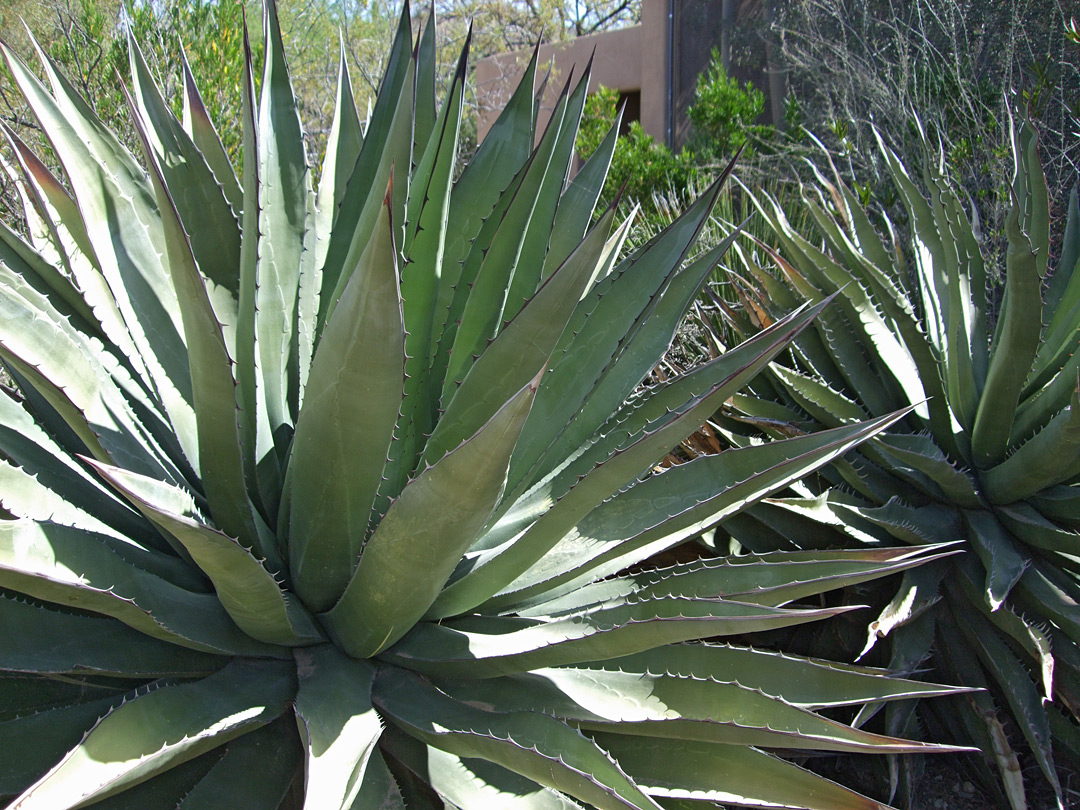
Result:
[474, 0, 780, 150]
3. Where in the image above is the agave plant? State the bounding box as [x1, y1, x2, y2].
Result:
[0, 4, 967, 809]
[713, 120, 1080, 808]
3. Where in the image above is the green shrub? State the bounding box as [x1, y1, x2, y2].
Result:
[686, 46, 775, 161]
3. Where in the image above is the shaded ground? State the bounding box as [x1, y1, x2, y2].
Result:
[812, 752, 1077, 809]
[908, 757, 1002, 810]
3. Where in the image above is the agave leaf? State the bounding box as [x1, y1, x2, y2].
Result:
[412, 9, 438, 158]
[0, 217, 185, 489]
[770, 194, 928, 418]
[1021, 171, 1079, 400]
[437, 666, 960, 754]
[0, 145, 57, 265]
[874, 434, 982, 508]
[0, 675, 120, 725]
[0, 175, 95, 332]
[557, 221, 743, 441]
[256, 0, 317, 432]
[0, 453, 125, 540]
[348, 748, 406, 810]
[174, 716, 302, 810]
[234, 19, 280, 522]
[962, 509, 1028, 611]
[506, 176, 727, 489]
[525, 544, 945, 621]
[0, 519, 282, 657]
[293, 646, 382, 810]
[317, 5, 414, 332]
[288, 190, 403, 609]
[8, 658, 296, 810]
[323, 373, 539, 657]
[1030, 485, 1080, 526]
[128, 89, 278, 568]
[179, 49, 242, 214]
[949, 571, 1054, 702]
[419, 746, 585, 809]
[127, 35, 241, 312]
[87, 753, 228, 810]
[431, 300, 843, 617]
[616, 545, 955, 609]
[997, 502, 1080, 554]
[1046, 185, 1080, 320]
[741, 492, 894, 547]
[756, 203, 896, 419]
[857, 561, 947, 661]
[802, 176, 901, 297]
[542, 105, 623, 280]
[923, 164, 986, 427]
[970, 198, 1043, 468]
[503, 61, 593, 325]
[0, 124, 101, 289]
[0, 357, 149, 540]
[806, 180, 959, 446]
[373, 665, 664, 810]
[420, 202, 615, 469]
[381, 730, 508, 810]
[0, 594, 222, 678]
[87, 460, 323, 646]
[0, 391, 202, 570]
[1015, 561, 1080, 649]
[0, 39, 199, 473]
[984, 385, 1080, 504]
[580, 642, 963, 710]
[439, 72, 579, 402]
[490, 412, 918, 611]
[876, 135, 949, 353]
[956, 602, 1063, 806]
[434, 39, 539, 354]
[833, 498, 963, 546]
[403, 34, 467, 252]
[0, 693, 126, 797]
[934, 615, 1028, 808]
[770, 362, 867, 426]
[1012, 118, 1051, 279]
[386, 599, 860, 680]
[313, 41, 364, 276]
[388, 35, 469, 493]
[431, 379, 741, 617]
[591, 732, 898, 810]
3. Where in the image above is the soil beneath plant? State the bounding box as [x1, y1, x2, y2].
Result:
[906, 758, 1005, 810]
[808, 752, 1078, 809]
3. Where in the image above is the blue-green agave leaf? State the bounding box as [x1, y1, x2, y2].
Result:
[592, 732, 899, 810]
[255, 0, 317, 435]
[579, 642, 965, 710]
[0, 519, 281, 657]
[293, 646, 383, 810]
[323, 372, 539, 657]
[0, 39, 198, 473]
[8, 658, 296, 810]
[385, 599, 860, 680]
[174, 716, 302, 810]
[288, 191, 403, 611]
[373, 665, 664, 810]
[179, 49, 242, 213]
[87, 460, 322, 646]
[0, 593, 222, 678]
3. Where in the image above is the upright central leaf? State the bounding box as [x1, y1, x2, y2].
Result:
[289, 193, 404, 612]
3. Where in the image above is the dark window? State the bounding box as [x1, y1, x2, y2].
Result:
[618, 90, 641, 136]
